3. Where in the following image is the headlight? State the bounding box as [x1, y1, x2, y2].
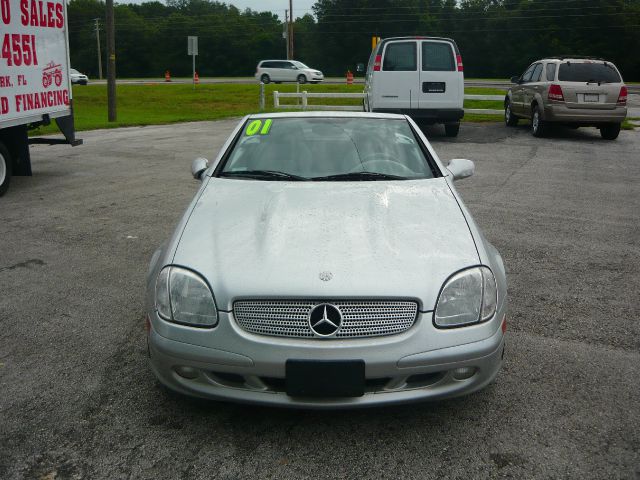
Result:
[434, 266, 497, 328]
[155, 266, 218, 327]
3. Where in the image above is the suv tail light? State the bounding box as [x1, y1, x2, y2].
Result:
[373, 54, 382, 72]
[456, 54, 463, 72]
[617, 86, 628, 106]
[548, 84, 565, 101]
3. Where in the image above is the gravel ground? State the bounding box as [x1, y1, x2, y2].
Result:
[0, 119, 638, 479]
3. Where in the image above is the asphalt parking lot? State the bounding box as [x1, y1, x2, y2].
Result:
[1, 119, 639, 479]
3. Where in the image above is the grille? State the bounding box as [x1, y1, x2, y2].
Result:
[233, 300, 418, 339]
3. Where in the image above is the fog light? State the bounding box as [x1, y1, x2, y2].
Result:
[174, 366, 199, 379]
[452, 367, 477, 380]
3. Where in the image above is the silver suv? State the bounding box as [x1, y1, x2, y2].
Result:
[504, 57, 627, 140]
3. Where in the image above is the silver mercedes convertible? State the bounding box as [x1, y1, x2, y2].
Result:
[146, 112, 507, 408]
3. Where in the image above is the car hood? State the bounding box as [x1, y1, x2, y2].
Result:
[173, 178, 479, 311]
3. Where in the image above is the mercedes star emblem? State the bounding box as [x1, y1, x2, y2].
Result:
[308, 304, 342, 337]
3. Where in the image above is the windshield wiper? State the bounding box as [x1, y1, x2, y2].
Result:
[312, 171, 407, 181]
[219, 170, 309, 181]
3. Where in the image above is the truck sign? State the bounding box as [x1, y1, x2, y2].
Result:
[0, 0, 72, 125]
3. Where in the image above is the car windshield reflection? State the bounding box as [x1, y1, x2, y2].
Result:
[219, 118, 436, 181]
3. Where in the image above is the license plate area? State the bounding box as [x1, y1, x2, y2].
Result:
[286, 360, 365, 398]
[422, 82, 446, 93]
[583, 93, 599, 103]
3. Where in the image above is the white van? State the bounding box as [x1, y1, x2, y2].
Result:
[364, 37, 464, 136]
[255, 60, 324, 84]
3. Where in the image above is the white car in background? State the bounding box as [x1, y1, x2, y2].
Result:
[70, 68, 88, 85]
[255, 60, 324, 84]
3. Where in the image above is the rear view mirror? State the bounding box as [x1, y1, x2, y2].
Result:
[510, 75, 521, 84]
[447, 159, 475, 181]
[191, 157, 208, 180]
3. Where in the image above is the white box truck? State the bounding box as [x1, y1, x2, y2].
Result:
[0, 0, 81, 196]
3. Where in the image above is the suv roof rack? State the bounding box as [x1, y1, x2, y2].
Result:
[546, 56, 605, 61]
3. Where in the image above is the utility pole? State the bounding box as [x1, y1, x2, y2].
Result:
[106, 0, 116, 121]
[284, 10, 290, 59]
[289, 0, 294, 60]
[94, 18, 103, 80]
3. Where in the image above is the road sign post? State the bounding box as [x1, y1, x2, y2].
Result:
[188, 36, 198, 89]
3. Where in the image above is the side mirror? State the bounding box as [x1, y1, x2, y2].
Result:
[447, 158, 475, 181]
[510, 75, 521, 84]
[191, 157, 208, 180]
[356, 62, 365, 73]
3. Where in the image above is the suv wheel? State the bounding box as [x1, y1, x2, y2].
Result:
[444, 122, 460, 137]
[260, 74, 270, 84]
[531, 105, 546, 137]
[600, 123, 621, 140]
[505, 101, 518, 126]
[297, 74, 307, 84]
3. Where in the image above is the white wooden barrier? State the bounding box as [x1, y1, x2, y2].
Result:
[272, 91, 504, 114]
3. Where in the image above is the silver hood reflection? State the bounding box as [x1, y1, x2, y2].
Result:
[172, 178, 479, 311]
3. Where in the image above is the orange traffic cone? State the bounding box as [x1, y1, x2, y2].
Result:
[165, 70, 171, 82]
[346, 70, 354, 85]
[194, 71, 199, 84]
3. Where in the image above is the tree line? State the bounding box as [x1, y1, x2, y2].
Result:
[67, 0, 640, 80]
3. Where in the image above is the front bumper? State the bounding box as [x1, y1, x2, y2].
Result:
[148, 310, 505, 408]
[543, 103, 627, 124]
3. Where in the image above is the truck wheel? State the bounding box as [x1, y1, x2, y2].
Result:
[444, 122, 460, 137]
[0, 142, 12, 197]
[600, 123, 621, 140]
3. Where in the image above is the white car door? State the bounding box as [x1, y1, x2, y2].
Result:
[418, 40, 462, 110]
[375, 41, 419, 110]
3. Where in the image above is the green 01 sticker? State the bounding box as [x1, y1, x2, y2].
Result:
[245, 119, 273, 136]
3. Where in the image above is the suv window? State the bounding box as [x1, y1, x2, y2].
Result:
[521, 65, 536, 83]
[558, 62, 621, 83]
[529, 64, 543, 82]
[421, 42, 454, 71]
[383, 42, 417, 71]
[546, 63, 556, 81]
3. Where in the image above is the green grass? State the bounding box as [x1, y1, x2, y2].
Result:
[30, 83, 507, 135]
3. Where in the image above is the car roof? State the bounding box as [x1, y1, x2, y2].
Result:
[378, 36, 460, 54]
[246, 111, 409, 121]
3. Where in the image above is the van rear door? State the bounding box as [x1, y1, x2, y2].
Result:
[376, 41, 419, 110]
[418, 40, 462, 110]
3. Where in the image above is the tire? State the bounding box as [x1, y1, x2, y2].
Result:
[531, 104, 546, 137]
[297, 74, 307, 84]
[444, 122, 460, 137]
[0, 142, 12, 197]
[600, 123, 621, 140]
[260, 74, 270, 84]
[505, 101, 518, 126]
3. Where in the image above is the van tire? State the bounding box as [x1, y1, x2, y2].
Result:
[297, 74, 307, 84]
[444, 122, 460, 137]
[505, 101, 518, 126]
[531, 104, 546, 137]
[0, 142, 12, 197]
[260, 74, 270, 84]
[600, 123, 621, 140]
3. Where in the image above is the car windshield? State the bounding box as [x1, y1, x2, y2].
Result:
[292, 61, 309, 69]
[219, 117, 436, 181]
[70, 69, 79, 74]
[558, 62, 621, 83]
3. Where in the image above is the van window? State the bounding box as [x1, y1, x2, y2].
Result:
[383, 42, 417, 71]
[422, 42, 454, 71]
[261, 61, 276, 68]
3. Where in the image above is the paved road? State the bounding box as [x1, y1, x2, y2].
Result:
[1, 121, 639, 479]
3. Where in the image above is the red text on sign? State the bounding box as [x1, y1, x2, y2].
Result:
[1, 34, 38, 66]
[20, 0, 63, 28]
